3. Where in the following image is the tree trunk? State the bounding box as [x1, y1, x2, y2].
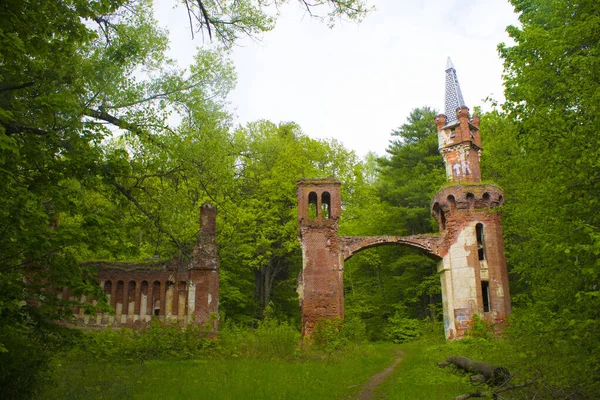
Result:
[447, 356, 510, 385]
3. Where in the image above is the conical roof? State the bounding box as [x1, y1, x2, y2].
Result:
[444, 57, 466, 123]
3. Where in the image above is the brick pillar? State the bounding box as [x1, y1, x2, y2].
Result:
[297, 179, 343, 337]
[189, 203, 219, 328]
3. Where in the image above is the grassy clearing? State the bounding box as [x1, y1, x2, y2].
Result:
[372, 340, 476, 399]
[39, 320, 522, 400]
[40, 343, 399, 400]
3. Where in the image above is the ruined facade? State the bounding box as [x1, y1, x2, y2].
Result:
[297, 59, 511, 339]
[66, 203, 219, 328]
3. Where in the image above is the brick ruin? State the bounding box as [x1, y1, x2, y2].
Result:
[66, 203, 219, 328]
[297, 62, 511, 339]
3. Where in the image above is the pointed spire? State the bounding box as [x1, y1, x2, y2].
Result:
[444, 57, 466, 123]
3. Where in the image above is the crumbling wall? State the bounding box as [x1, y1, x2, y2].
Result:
[431, 185, 511, 339]
[67, 203, 219, 329]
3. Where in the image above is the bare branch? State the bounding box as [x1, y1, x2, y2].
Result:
[0, 81, 35, 92]
[3, 123, 49, 136]
[196, 0, 213, 40]
[110, 179, 188, 257]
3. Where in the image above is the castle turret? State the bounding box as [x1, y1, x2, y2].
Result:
[431, 59, 511, 339]
[436, 58, 482, 183]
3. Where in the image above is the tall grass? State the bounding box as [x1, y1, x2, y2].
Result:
[41, 343, 398, 400]
[40, 317, 389, 399]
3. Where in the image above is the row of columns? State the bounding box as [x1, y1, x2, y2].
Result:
[60, 279, 197, 325]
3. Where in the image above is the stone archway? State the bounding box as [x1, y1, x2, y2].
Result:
[296, 178, 511, 340]
[339, 235, 443, 261]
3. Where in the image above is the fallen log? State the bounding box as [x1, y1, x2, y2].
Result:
[453, 392, 485, 400]
[447, 356, 510, 385]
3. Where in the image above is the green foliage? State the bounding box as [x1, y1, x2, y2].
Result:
[69, 321, 214, 363]
[477, 0, 600, 396]
[0, 0, 376, 396]
[464, 314, 494, 340]
[383, 313, 421, 344]
[341, 315, 368, 344]
[312, 318, 346, 354]
[0, 322, 80, 400]
[312, 317, 368, 355]
[377, 106, 445, 235]
[218, 318, 301, 360]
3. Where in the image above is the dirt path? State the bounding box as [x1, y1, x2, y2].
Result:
[355, 350, 403, 400]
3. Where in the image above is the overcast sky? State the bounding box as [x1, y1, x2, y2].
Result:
[155, 0, 519, 158]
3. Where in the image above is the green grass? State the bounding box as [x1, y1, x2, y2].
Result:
[40, 327, 517, 400]
[371, 339, 482, 400]
[40, 343, 399, 400]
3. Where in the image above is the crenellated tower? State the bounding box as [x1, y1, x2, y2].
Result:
[296, 179, 344, 336]
[431, 58, 511, 339]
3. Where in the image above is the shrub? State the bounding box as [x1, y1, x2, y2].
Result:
[72, 320, 215, 363]
[341, 316, 368, 344]
[217, 318, 300, 360]
[312, 318, 347, 354]
[465, 314, 494, 340]
[383, 313, 422, 343]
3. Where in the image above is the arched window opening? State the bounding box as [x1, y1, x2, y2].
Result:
[178, 281, 187, 317]
[321, 192, 331, 220]
[466, 192, 475, 208]
[127, 281, 136, 301]
[104, 280, 112, 293]
[476, 223, 485, 260]
[152, 281, 161, 316]
[127, 281, 136, 315]
[433, 203, 445, 230]
[432, 203, 440, 218]
[308, 192, 318, 220]
[141, 281, 148, 296]
[481, 281, 490, 312]
[483, 192, 490, 202]
[447, 195, 456, 209]
[498, 195, 504, 204]
[116, 281, 124, 303]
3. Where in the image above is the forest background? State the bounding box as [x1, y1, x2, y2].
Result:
[0, 0, 599, 398]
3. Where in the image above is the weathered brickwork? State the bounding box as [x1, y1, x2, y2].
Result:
[431, 184, 511, 338]
[435, 110, 482, 183]
[340, 235, 443, 260]
[67, 203, 219, 329]
[296, 179, 344, 336]
[298, 107, 511, 340]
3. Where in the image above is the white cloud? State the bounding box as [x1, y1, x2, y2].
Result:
[155, 0, 519, 158]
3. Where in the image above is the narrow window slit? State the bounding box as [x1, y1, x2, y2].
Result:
[308, 192, 318, 220]
[321, 192, 331, 220]
[481, 281, 490, 312]
[476, 223, 485, 260]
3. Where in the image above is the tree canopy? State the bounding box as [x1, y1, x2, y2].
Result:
[479, 0, 600, 395]
[181, 0, 372, 44]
